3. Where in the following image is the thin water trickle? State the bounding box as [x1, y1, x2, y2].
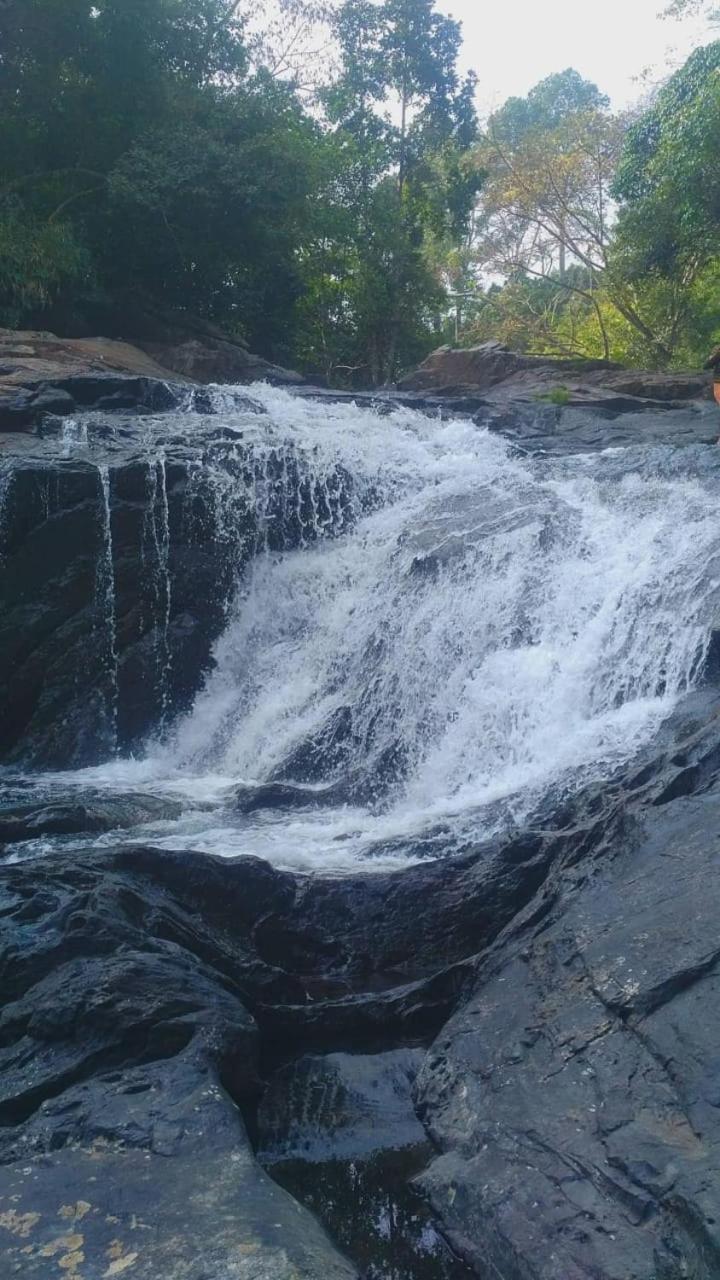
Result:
[95, 463, 119, 753]
[5, 386, 720, 871]
[142, 454, 173, 734]
[61, 417, 88, 454]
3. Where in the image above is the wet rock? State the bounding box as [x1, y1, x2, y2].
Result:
[0, 792, 182, 845]
[0, 848, 360, 1276]
[26, 387, 76, 417]
[415, 785, 720, 1280]
[478, 398, 719, 455]
[139, 335, 304, 386]
[258, 1049, 428, 1162]
[0, 399, 358, 767]
[3, 688, 720, 1277]
[0, 1024, 355, 1280]
[0, 329, 189, 430]
[398, 341, 709, 405]
[258, 1051, 473, 1280]
[0, 451, 254, 766]
[235, 781, 349, 814]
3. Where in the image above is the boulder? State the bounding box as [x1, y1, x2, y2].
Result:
[397, 341, 620, 394]
[398, 341, 711, 406]
[0, 328, 301, 431]
[139, 336, 304, 386]
[0, 792, 182, 845]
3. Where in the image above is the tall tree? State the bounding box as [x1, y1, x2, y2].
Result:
[612, 40, 720, 362]
[307, 0, 479, 383]
[0, 0, 322, 354]
[473, 71, 623, 359]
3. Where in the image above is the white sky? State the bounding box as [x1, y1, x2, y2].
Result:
[443, 0, 715, 113]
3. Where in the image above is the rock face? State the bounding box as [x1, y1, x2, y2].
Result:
[139, 335, 303, 386]
[0, 328, 302, 430]
[416, 701, 720, 1280]
[0, 330, 190, 430]
[0, 831, 579, 1278]
[398, 341, 711, 405]
[0, 391, 357, 766]
[5, 379, 720, 1278]
[3, 691, 720, 1276]
[0, 848, 358, 1279]
[0, 424, 257, 764]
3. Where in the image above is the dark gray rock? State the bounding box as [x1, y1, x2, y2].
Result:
[415, 779, 720, 1280]
[234, 781, 349, 814]
[0, 792, 182, 845]
[0, 396, 358, 767]
[479, 398, 720, 455]
[26, 387, 76, 416]
[0, 848, 363, 1277]
[3, 682, 720, 1278]
[0, 374, 187, 431]
[257, 1051, 474, 1280]
[0, 1062, 357, 1279]
[0, 826, 539, 1277]
[0, 451, 254, 765]
[258, 1049, 428, 1163]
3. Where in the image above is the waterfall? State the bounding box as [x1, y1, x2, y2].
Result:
[5, 385, 720, 870]
[141, 386, 720, 863]
[142, 454, 173, 734]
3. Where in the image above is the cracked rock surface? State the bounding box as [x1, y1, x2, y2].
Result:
[417, 785, 720, 1280]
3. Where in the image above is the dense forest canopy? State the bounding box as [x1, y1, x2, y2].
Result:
[2, 0, 720, 381]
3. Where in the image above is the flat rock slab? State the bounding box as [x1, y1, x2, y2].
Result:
[398, 341, 711, 406]
[480, 399, 720, 454]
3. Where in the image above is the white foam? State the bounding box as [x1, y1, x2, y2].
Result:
[15, 387, 720, 870]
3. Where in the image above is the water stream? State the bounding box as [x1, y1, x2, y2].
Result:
[3, 385, 720, 871]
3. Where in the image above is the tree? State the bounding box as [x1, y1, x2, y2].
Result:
[473, 71, 624, 359]
[612, 41, 720, 362]
[303, 0, 479, 383]
[0, 0, 324, 355]
[661, 0, 720, 18]
[469, 64, 714, 366]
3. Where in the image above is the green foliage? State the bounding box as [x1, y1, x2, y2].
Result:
[309, 0, 479, 383]
[536, 385, 571, 405]
[0, 208, 92, 328]
[0, 0, 316, 354]
[614, 42, 720, 267]
[8, 1, 720, 383]
[462, 47, 720, 371]
[489, 69, 609, 145]
[0, 0, 479, 383]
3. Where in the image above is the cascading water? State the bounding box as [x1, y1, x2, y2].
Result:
[4, 384, 720, 870]
[142, 453, 173, 731]
[95, 462, 120, 752]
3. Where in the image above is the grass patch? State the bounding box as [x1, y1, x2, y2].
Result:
[536, 385, 571, 406]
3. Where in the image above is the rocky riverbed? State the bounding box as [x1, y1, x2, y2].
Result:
[2, 368, 720, 1279]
